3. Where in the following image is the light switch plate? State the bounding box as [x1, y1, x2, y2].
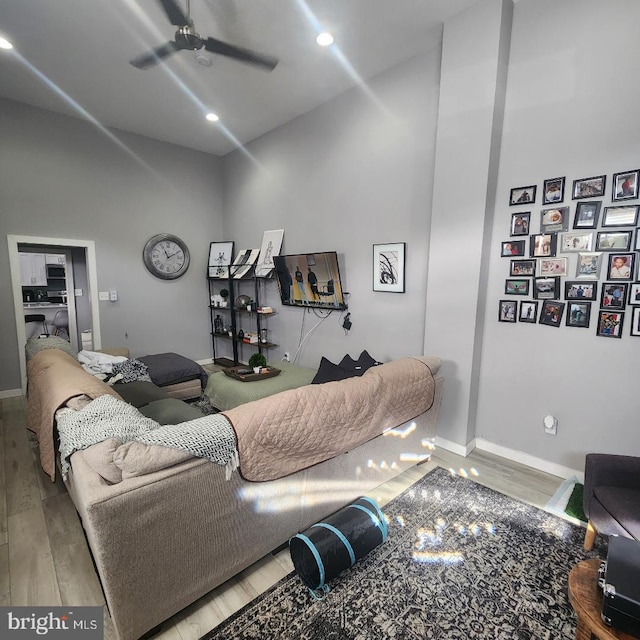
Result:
[98, 291, 109, 301]
[75, 288, 83, 296]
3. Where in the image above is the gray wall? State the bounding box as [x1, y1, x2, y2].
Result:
[476, 0, 640, 469]
[0, 98, 224, 390]
[222, 50, 442, 368]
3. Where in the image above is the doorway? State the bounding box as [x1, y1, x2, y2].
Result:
[7, 235, 102, 392]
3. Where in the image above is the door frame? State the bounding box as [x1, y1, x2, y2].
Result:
[7, 234, 102, 392]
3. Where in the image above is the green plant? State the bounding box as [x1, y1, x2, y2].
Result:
[248, 353, 267, 369]
[220, 289, 229, 299]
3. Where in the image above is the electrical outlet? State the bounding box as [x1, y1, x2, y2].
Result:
[543, 415, 558, 435]
[283, 352, 290, 362]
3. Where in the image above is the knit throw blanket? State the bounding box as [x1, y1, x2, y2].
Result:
[56, 395, 238, 476]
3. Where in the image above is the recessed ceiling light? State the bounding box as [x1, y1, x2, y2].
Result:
[316, 32, 334, 47]
[205, 112, 219, 122]
[0, 37, 13, 50]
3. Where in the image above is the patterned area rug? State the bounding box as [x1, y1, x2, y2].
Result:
[201, 466, 606, 640]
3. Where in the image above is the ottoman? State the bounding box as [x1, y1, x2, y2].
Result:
[138, 352, 208, 400]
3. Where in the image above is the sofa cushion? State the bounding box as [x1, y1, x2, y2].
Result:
[113, 441, 194, 479]
[115, 381, 170, 407]
[311, 357, 354, 384]
[138, 352, 208, 388]
[593, 486, 640, 539]
[80, 437, 123, 484]
[138, 398, 204, 424]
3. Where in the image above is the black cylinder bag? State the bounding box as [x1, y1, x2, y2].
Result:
[289, 496, 388, 598]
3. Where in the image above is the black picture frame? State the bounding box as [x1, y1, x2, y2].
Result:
[596, 230, 633, 251]
[504, 279, 530, 295]
[533, 276, 560, 300]
[501, 240, 526, 257]
[509, 185, 537, 206]
[540, 207, 570, 233]
[539, 300, 565, 327]
[510, 212, 531, 236]
[566, 301, 591, 328]
[628, 283, 640, 306]
[612, 169, 640, 201]
[602, 205, 639, 228]
[519, 300, 538, 323]
[207, 241, 235, 278]
[630, 307, 640, 337]
[601, 283, 628, 310]
[510, 259, 536, 277]
[573, 201, 601, 229]
[498, 299, 517, 323]
[572, 175, 606, 200]
[530, 233, 557, 257]
[607, 253, 635, 281]
[543, 177, 566, 205]
[596, 310, 624, 338]
[564, 281, 597, 301]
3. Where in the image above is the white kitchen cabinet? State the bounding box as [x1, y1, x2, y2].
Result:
[19, 253, 47, 286]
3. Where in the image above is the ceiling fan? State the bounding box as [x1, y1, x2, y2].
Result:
[130, 0, 278, 72]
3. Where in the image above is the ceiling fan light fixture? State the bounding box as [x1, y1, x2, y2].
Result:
[316, 32, 334, 47]
[205, 112, 219, 122]
[0, 37, 14, 50]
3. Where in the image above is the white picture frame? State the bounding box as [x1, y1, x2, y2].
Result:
[373, 242, 406, 293]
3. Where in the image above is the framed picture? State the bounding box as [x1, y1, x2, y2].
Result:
[602, 205, 639, 228]
[636, 231, 640, 252]
[538, 257, 568, 277]
[572, 175, 606, 200]
[510, 259, 536, 276]
[596, 310, 624, 338]
[530, 233, 557, 257]
[533, 276, 560, 299]
[509, 185, 537, 206]
[612, 169, 640, 201]
[629, 283, 640, 306]
[573, 201, 601, 229]
[601, 283, 628, 310]
[373, 242, 405, 292]
[255, 229, 284, 277]
[630, 307, 640, 337]
[519, 300, 538, 323]
[501, 240, 526, 257]
[576, 252, 602, 280]
[564, 281, 597, 301]
[560, 232, 593, 253]
[540, 207, 569, 233]
[566, 301, 591, 328]
[539, 300, 565, 327]
[607, 253, 635, 281]
[498, 299, 517, 323]
[207, 241, 235, 278]
[596, 230, 633, 251]
[510, 212, 531, 236]
[505, 279, 530, 295]
[543, 177, 565, 205]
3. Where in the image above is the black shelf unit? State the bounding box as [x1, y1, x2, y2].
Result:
[208, 265, 277, 367]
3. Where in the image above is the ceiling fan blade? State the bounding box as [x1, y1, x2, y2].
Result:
[130, 41, 182, 69]
[204, 37, 278, 72]
[158, 0, 190, 26]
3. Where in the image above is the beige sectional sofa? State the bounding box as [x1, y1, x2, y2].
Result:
[28, 348, 444, 640]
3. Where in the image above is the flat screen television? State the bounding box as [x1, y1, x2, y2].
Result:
[273, 252, 347, 310]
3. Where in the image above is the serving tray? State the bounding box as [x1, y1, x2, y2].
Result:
[223, 366, 281, 382]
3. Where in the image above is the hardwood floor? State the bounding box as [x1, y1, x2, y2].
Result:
[0, 395, 567, 640]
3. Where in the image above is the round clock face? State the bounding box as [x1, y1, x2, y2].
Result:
[143, 234, 190, 280]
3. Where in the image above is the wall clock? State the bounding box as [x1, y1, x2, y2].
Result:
[143, 234, 190, 280]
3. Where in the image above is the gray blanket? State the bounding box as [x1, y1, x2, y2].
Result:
[57, 395, 237, 476]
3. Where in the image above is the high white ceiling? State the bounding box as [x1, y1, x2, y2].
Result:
[0, 0, 481, 156]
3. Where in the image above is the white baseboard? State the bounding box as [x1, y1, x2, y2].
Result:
[435, 435, 583, 482]
[475, 438, 584, 483]
[0, 388, 23, 399]
[196, 358, 215, 365]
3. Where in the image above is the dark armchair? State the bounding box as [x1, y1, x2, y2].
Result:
[583, 453, 640, 550]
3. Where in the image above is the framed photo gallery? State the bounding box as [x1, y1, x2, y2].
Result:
[502, 170, 640, 337]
